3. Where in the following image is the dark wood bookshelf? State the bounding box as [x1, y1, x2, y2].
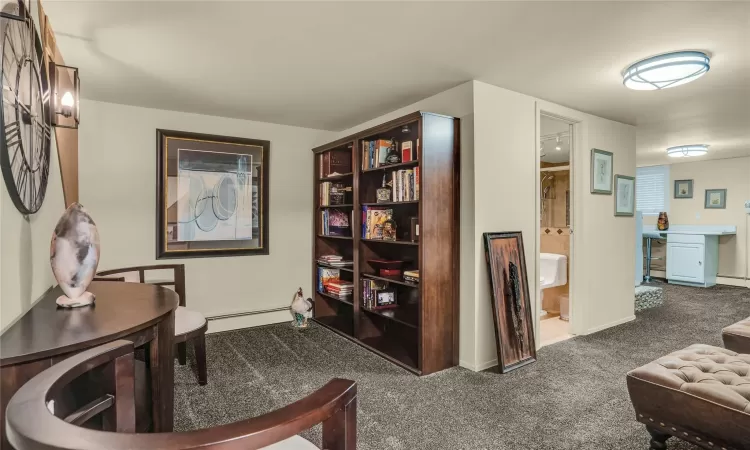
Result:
[311, 112, 459, 376]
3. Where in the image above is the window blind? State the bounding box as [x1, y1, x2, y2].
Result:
[636, 165, 670, 215]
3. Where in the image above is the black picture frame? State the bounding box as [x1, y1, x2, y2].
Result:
[483, 231, 537, 373]
[156, 129, 270, 259]
[674, 179, 693, 199]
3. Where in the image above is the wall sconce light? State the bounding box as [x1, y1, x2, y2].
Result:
[0, 0, 26, 21]
[49, 61, 80, 129]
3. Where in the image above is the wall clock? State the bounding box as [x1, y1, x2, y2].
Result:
[0, 6, 52, 215]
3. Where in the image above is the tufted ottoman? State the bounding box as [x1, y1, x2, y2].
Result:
[723, 316, 750, 354]
[626, 344, 750, 450]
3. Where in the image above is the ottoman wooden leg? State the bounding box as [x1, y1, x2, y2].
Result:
[646, 426, 670, 450]
[177, 342, 187, 366]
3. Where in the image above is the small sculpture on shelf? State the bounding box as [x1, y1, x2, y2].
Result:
[50, 203, 100, 308]
[376, 174, 392, 203]
[290, 287, 313, 328]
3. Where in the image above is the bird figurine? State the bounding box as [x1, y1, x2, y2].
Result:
[50, 203, 101, 308]
[290, 287, 313, 328]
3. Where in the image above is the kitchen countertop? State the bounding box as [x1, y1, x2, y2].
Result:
[642, 225, 737, 237]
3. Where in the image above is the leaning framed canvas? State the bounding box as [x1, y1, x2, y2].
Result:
[590, 149, 613, 194]
[704, 189, 727, 209]
[483, 232, 536, 373]
[614, 175, 635, 216]
[156, 129, 270, 259]
[674, 179, 693, 199]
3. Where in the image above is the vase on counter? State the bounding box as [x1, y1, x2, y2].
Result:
[50, 203, 101, 308]
[657, 212, 670, 231]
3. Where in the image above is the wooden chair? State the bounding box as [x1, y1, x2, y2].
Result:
[6, 340, 356, 450]
[95, 264, 208, 385]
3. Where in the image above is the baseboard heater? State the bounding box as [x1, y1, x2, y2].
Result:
[206, 307, 288, 321]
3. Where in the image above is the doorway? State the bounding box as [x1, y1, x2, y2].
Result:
[538, 113, 574, 347]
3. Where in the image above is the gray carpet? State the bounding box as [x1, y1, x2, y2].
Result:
[174, 283, 750, 449]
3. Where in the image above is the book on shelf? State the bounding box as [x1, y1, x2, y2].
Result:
[403, 269, 420, 284]
[361, 139, 394, 170]
[320, 150, 352, 178]
[362, 278, 397, 310]
[401, 141, 413, 162]
[317, 255, 354, 267]
[318, 267, 339, 292]
[390, 167, 419, 202]
[320, 209, 352, 236]
[318, 268, 353, 298]
[361, 207, 393, 239]
[320, 182, 350, 206]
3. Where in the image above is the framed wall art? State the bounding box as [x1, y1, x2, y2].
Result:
[614, 175, 635, 217]
[590, 149, 613, 194]
[705, 189, 727, 209]
[483, 231, 536, 373]
[674, 179, 693, 199]
[156, 129, 270, 259]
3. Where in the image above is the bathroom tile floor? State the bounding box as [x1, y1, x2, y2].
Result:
[540, 314, 573, 347]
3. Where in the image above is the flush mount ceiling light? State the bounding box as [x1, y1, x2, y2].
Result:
[623, 51, 710, 90]
[667, 144, 709, 158]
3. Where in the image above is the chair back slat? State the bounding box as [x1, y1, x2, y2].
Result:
[96, 265, 186, 307]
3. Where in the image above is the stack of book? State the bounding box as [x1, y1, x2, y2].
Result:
[321, 209, 351, 236]
[320, 182, 349, 206]
[361, 207, 393, 239]
[320, 150, 352, 178]
[403, 270, 419, 284]
[390, 167, 419, 202]
[325, 280, 353, 299]
[317, 255, 353, 268]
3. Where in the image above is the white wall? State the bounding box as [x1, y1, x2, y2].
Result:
[471, 82, 637, 370]
[1, 136, 66, 332]
[78, 100, 335, 333]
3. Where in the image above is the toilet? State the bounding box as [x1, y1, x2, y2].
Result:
[540, 253, 568, 320]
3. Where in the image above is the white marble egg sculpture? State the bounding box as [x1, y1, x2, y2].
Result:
[50, 203, 101, 308]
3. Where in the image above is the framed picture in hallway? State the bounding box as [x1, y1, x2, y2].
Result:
[705, 189, 727, 209]
[590, 149, 613, 194]
[614, 175, 635, 216]
[156, 129, 270, 259]
[674, 179, 693, 199]
[483, 231, 536, 374]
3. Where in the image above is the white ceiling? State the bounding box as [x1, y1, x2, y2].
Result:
[43, 1, 750, 165]
[540, 116, 570, 164]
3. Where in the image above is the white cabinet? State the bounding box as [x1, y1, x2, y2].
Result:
[666, 234, 719, 287]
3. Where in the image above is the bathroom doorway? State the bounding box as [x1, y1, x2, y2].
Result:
[538, 113, 574, 347]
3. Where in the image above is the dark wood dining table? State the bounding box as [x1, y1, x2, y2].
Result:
[0, 281, 178, 450]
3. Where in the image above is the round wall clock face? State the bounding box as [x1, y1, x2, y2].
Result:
[0, 11, 52, 215]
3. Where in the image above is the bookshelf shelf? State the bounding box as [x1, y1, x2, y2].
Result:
[362, 307, 418, 329]
[360, 238, 418, 246]
[360, 201, 418, 206]
[317, 235, 353, 240]
[317, 263, 354, 273]
[318, 172, 353, 181]
[311, 112, 459, 376]
[361, 160, 419, 173]
[361, 273, 418, 288]
[316, 291, 353, 306]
